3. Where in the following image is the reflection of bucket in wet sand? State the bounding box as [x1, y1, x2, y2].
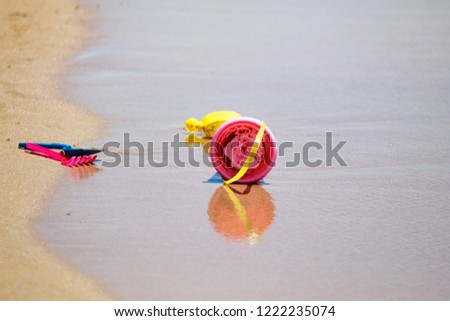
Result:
[207, 184, 275, 244]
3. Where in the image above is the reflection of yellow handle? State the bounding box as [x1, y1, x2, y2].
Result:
[223, 185, 253, 231]
[224, 121, 266, 185]
[223, 185, 259, 243]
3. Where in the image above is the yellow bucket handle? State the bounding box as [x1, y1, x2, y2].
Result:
[224, 121, 266, 185]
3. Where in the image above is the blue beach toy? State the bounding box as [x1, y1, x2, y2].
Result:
[18, 142, 102, 157]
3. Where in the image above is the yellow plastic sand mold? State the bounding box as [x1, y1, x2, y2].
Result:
[185, 110, 241, 138]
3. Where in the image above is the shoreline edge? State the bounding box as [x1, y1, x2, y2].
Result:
[0, 0, 110, 300]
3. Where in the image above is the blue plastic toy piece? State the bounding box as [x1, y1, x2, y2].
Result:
[18, 142, 102, 157]
[18, 142, 71, 150]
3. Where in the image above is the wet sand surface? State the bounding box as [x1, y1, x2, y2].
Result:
[0, 0, 108, 300]
[37, 0, 450, 300]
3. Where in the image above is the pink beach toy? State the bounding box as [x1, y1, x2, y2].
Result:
[61, 155, 97, 166]
[26, 142, 96, 166]
[210, 117, 277, 184]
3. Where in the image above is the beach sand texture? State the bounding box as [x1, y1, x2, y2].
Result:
[2, 0, 450, 301]
[0, 0, 108, 299]
[37, 0, 450, 300]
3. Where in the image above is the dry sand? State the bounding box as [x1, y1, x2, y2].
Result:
[0, 0, 109, 300]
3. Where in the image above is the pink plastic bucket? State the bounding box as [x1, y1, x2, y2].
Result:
[210, 117, 277, 184]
